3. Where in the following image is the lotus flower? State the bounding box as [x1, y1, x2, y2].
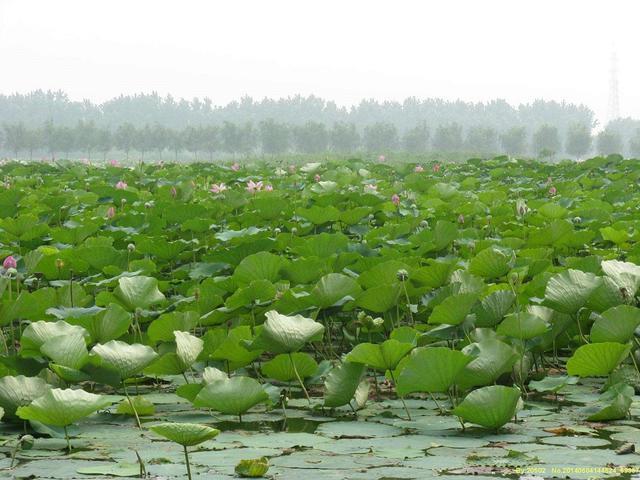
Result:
[414, 165, 424, 173]
[549, 186, 557, 196]
[171, 186, 177, 198]
[109, 159, 119, 167]
[265, 184, 273, 192]
[3, 255, 17, 269]
[364, 184, 378, 192]
[433, 163, 441, 173]
[115, 181, 127, 190]
[246, 180, 263, 193]
[314, 174, 321, 182]
[378, 155, 386, 162]
[458, 214, 465, 224]
[391, 194, 400, 206]
[231, 162, 240, 172]
[106, 207, 115, 219]
[210, 183, 227, 193]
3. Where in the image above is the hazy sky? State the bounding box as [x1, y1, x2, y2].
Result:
[0, 0, 638, 124]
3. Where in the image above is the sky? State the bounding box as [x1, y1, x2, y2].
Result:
[0, 0, 638, 125]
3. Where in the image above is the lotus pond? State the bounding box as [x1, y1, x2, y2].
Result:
[0, 156, 638, 479]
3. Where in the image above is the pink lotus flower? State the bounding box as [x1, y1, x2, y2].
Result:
[265, 184, 274, 192]
[391, 194, 401, 206]
[115, 180, 127, 190]
[109, 159, 119, 167]
[414, 165, 424, 173]
[549, 186, 557, 196]
[433, 163, 441, 173]
[458, 214, 465, 224]
[171, 186, 177, 198]
[210, 183, 227, 193]
[106, 206, 115, 219]
[314, 174, 321, 182]
[364, 184, 378, 192]
[231, 162, 240, 172]
[246, 180, 263, 193]
[378, 155, 386, 162]
[3, 255, 17, 269]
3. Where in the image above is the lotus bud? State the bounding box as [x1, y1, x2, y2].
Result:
[458, 214, 465, 224]
[55, 258, 65, 270]
[6, 267, 17, 276]
[509, 272, 519, 286]
[144, 201, 152, 209]
[419, 220, 429, 228]
[396, 269, 409, 282]
[291, 227, 298, 234]
[127, 243, 135, 252]
[19, 435, 34, 450]
[274, 228, 281, 234]
[3, 255, 17, 270]
[572, 216, 582, 224]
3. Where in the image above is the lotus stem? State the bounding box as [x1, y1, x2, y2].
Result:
[401, 282, 414, 325]
[64, 425, 71, 453]
[389, 371, 411, 420]
[183, 445, 192, 480]
[123, 382, 142, 429]
[289, 352, 311, 405]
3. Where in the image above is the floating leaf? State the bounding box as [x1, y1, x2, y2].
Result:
[453, 385, 521, 430]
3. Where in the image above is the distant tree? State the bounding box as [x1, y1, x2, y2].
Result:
[95, 128, 112, 160]
[596, 129, 623, 155]
[363, 122, 398, 152]
[221, 121, 241, 155]
[629, 129, 640, 158]
[42, 120, 57, 160]
[292, 121, 328, 154]
[330, 122, 360, 153]
[24, 127, 42, 160]
[237, 122, 257, 156]
[260, 119, 289, 155]
[115, 123, 136, 160]
[167, 128, 184, 161]
[3, 123, 28, 158]
[150, 124, 168, 159]
[531, 124, 561, 157]
[499, 126, 527, 156]
[565, 123, 592, 159]
[402, 122, 429, 153]
[75, 120, 100, 159]
[201, 125, 220, 161]
[465, 126, 497, 154]
[182, 125, 204, 160]
[55, 125, 76, 159]
[432, 123, 463, 152]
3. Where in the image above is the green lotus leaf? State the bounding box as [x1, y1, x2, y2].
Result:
[528, 375, 579, 393]
[323, 362, 365, 408]
[114, 275, 166, 311]
[397, 347, 473, 396]
[71, 303, 132, 344]
[0, 375, 49, 417]
[91, 340, 158, 380]
[232, 252, 283, 285]
[150, 422, 220, 446]
[345, 339, 413, 372]
[496, 312, 549, 340]
[428, 293, 478, 325]
[235, 457, 270, 478]
[225, 279, 276, 310]
[248, 310, 324, 353]
[457, 338, 519, 390]
[590, 305, 640, 343]
[468, 248, 512, 279]
[583, 383, 634, 421]
[116, 395, 155, 416]
[261, 352, 318, 382]
[147, 311, 199, 345]
[41, 333, 89, 370]
[175, 330, 204, 368]
[566, 342, 631, 377]
[193, 376, 269, 415]
[473, 290, 516, 327]
[543, 269, 602, 314]
[453, 385, 521, 430]
[311, 273, 362, 308]
[20, 320, 90, 358]
[16, 388, 111, 427]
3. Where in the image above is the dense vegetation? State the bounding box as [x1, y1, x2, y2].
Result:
[0, 155, 638, 478]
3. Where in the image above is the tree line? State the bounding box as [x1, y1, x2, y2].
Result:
[2, 118, 638, 161]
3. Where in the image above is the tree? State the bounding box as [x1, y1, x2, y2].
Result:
[629, 129, 640, 158]
[259, 119, 289, 155]
[237, 122, 257, 156]
[330, 122, 360, 153]
[565, 123, 592, 159]
[96, 128, 112, 161]
[292, 121, 328, 154]
[201, 125, 220, 161]
[402, 122, 429, 153]
[75, 120, 100, 159]
[465, 126, 497, 155]
[596, 129, 623, 155]
[183, 125, 205, 160]
[115, 123, 136, 160]
[55, 126, 76, 159]
[499, 127, 527, 156]
[432, 123, 463, 152]
[221, 122, 241, 156]
[531, 124, 561, 157]
[363, 122, 398, 152]
[150, 124, 168, 160]
[167, 128, 184, 161]
[42, 120, 57, 160]
[3, 123, 28, 158]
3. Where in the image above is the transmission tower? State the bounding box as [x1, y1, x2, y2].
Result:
[608, 50, 620, 122]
